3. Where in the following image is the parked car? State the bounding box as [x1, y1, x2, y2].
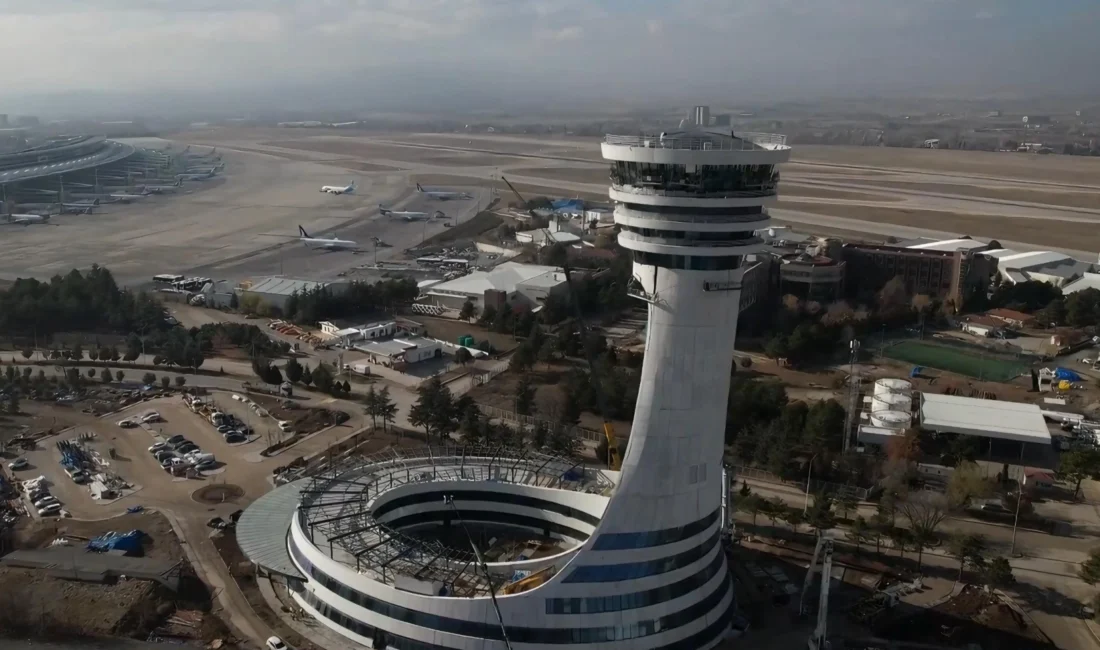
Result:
[38, 503, 63, 516]
[141, 413, 163, 424]
[196, 459, 218, 471]
[29, 489, 50, 501]
[217, 425, 232, 434]
[166, 434, 186, 445]
[117, 419, 137, 428]
[176, 443, 199, 455]
[225, 434, 246, 444]
[149, 442, 168, 453]
[155, 451, 175, 463]
[8, 458, 28, 471]
[170, 438, 192, 450]
[266, 637, 288, 650]
[33, 496, 59, 509]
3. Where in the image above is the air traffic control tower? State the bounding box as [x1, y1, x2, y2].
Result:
[601, 110, 791, 637]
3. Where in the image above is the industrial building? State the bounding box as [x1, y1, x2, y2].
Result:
[842, 241, 996, 308]
[353, 336, 442, 368]
[420, 262, 570, 312]
[857, 379, 1051, 458]
[514, 219, 582, 247]
[319, 320, 397, 346]
[776, 253, 846, 302]
[237, 277, 347, 312]
[984, 248, 1094, 287]
[234, 107, 787, 649]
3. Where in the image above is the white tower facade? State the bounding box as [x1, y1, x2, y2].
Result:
[258, 113, 790, 650]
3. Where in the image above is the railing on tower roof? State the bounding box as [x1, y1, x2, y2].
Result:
[604, 132, 787, 151]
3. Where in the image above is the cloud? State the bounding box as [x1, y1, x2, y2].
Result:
[0, 0, 1096, 111]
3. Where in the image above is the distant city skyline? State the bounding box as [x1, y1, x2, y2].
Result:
[1, 0, 1099, 116]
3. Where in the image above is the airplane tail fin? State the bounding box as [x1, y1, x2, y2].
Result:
[298, 225, 311, 238]
[378, 204, 390, 215]
[416, 183, 424, 192]
[175, 179, 182, 186]
[92, 198, 100, 206]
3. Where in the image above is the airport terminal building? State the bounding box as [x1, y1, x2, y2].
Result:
[237, 108, 790, 649]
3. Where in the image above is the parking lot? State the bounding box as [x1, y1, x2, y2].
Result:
[6, 396, 284, 520]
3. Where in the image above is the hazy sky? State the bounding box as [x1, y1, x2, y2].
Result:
[2, 0, 1098, 113]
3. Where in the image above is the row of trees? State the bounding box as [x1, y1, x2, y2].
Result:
[0, 266, 166, 337]
[408, 375, 581, 457]
[0, 362, 188, 414]
[282, 278, 420, 325]
[737, 484, 1013, 585]
[252, 357, 352, 397]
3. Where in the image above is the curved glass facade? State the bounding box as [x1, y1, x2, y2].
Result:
[591, 508, 719, 550]
[610, 161, 777, 196]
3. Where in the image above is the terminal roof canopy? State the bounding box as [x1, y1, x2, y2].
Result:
[919, 393, 1051, 444]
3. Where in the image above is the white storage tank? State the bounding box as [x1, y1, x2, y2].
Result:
[872, 391, 912, 413]
[870, 410, 911, 429]
[874, 378, 912, 396]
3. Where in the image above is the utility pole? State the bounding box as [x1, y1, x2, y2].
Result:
[842, 339, 860, 453]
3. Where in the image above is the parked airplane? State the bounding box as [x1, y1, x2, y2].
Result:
[2, 213, 51, 225]
[321, 181, 356, 195]
[143, 180, 182, 194]
[378, 204, 443, 222]
[416, 183, 472, 201]
[295, 226, 358, 250]
[177, 170, 215, 181]
[109, 192, 150, 201]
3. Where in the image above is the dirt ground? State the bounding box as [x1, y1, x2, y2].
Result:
[777, 200, 1100, 251]
[0, 511, 186, 638]
[415, 316, 521, 354]
[781, 185, 904, 202]
[263, 140, 520, 168]
[419, 209, 502, 247]
[410, 174, 609, 202]
[876, 585, 1052, 648]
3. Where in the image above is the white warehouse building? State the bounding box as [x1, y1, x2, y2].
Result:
[422, 262, 570, 312]
[233, 106, 787, 649]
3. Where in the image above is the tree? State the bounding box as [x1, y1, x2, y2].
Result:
[454, 347, 473, 368]
[20, 349, 32, 361]
[806, 492, 836, 535]
[459, 299, 478, 323]
[342, 379, 352, 395]
[6, 392, 19, 415]
[100, 367, 113, 383]
[160, 375, 171, 389]
[515, 374, 536, 415]
[738, 494, 765, 529]
[947, 533, 987, 581]
[1058, 449, 1100, 499]
[947, 461, 993, 509]
[300, 364, 314, 387]
[86, 368, 96, 378]
[878, 276, 910, 317]
[284, 357, 303, 383]
[311, 363, 333, 393]
[175, 376, 186, 387]
[115, 370, 124, 382]
[365, 385, 380, 428]
[510, 343, 536, 373]
[761, 497, 785, 534]
[898, 492, 949, 568]
[835, 491, 859, 521]
[849, 516, 873, 555]
[229, 292, 239, 310]
[70, 343, 84, 361]
[142, 372, 156, 385]
[764, 335, 789, 360]
[982, 556, 1015, 588]
[532, 421, 550, 449]
[781, 508, 805, 536]
[377, 386, 398, 433]
[1079, 547, 1100, 585]
[88, 348, 99, 362]
[739, 480, 752, 499]
[409, 376, 457, 442]
[804, 399, 846, 452]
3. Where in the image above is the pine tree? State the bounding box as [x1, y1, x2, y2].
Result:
[515, 374, 536, 415]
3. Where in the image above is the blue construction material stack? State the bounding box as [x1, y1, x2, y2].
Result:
[56, 439, 90, 471]
[86, 529, 145, 554]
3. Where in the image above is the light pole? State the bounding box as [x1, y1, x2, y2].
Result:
[803, 453, 819, 514]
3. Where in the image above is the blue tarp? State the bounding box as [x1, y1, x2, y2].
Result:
[551, 198, 584, 212]
[1055, 367, 1084, 382]
[87, 529, 144, 554]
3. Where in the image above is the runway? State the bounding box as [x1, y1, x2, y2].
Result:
[3, 127, 1099, 287]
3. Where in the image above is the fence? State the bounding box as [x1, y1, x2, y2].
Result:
[477, 404, 605, 446]
[728, 464, 869, 500]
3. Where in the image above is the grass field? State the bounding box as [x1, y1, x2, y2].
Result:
[844, 180, 1100, 209]
[883, 340, 1030, 382]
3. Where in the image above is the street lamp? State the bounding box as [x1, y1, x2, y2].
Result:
[803, 453, 819, 514]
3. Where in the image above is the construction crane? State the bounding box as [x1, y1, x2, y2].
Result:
[803, 534, 835, 650]
[499, 175, 527, 207]
[558, 261, 622, 470]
